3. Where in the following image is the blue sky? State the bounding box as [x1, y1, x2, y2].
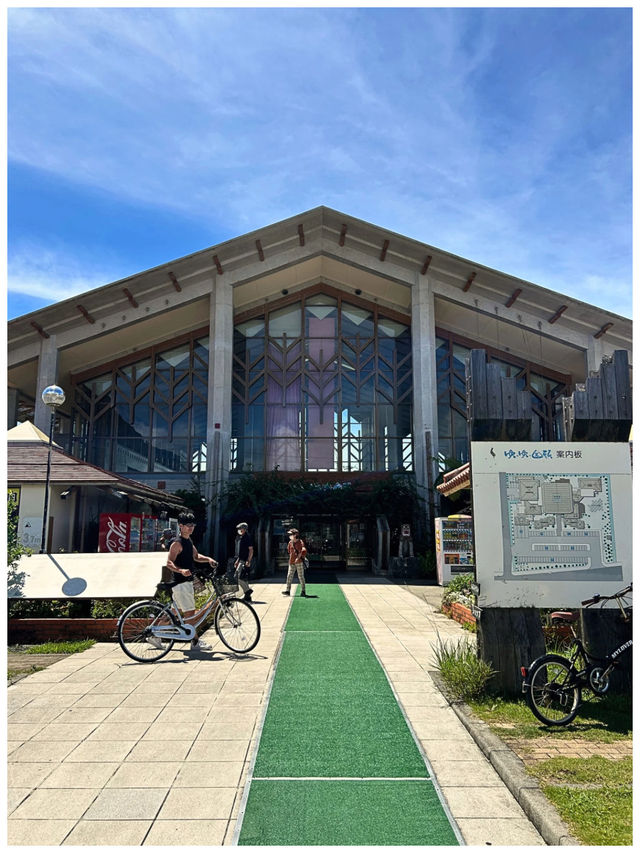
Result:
[6, 6, 633, 320]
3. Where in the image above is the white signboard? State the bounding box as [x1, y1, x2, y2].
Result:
[471, 442, 632, 609]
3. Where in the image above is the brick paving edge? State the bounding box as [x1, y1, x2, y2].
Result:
[428, 670, 580, 847]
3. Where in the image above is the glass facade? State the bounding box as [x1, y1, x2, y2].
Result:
[231, 292, 413, 473]
[70, 332, 209, 476]
[435, 330, 571, 466]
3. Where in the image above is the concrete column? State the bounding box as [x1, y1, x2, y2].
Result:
[205, 275, 234, 556]
[586, 336, 604, 376]
[411, 274, 439, 532]
[33, 336, 59, 433]
[8, 387, 19, 429]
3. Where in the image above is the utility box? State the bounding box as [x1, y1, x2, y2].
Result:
[435, 515, 474, 585]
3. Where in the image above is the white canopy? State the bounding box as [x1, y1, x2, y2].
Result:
[9, 553, 165, 599]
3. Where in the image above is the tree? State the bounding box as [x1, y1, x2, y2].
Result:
[8, 495, 31, 597]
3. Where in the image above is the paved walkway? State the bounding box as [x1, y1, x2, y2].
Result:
[7, 578, 544, 846]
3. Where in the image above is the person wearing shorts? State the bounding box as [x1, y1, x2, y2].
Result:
[162, 511, 218, 652]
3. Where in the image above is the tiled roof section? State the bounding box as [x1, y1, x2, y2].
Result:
[436, 462, 471, 496]
[7, 441, 182, 506]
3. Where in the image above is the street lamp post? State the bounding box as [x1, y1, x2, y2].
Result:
[40, 385, 66, 554]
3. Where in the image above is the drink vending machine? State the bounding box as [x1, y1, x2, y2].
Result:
[434, 514, 474, 585]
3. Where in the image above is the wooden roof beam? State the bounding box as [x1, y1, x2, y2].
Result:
[548, 304, 568, 324]
[339, 224, 347, 246]
[213, 254, 224, 275]
[76, 304, 95, 324]
[505, 288, 522, 308]
[30, 320, 50, 339]
[463, 272, 476, 292]
[256, 239, 265, 261]
[380, 239, 389, 262]
[168, 272, 182, 292]
[420, 254, 432, 275]
[594, 322, 614, 339]
[122, 288, 139, 308]
[298, 224, 305, 246]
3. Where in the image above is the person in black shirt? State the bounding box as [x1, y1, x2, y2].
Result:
[163, 512, 218, 653]
[234, 522, 254, 602]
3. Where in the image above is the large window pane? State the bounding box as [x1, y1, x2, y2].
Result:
[268, 305, 301, 338]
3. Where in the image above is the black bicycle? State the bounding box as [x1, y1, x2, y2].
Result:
[521, 583, 632, 726]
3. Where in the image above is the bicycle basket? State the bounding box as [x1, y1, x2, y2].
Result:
[219, 574, 240, 595]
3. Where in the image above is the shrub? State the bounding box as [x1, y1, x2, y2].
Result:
[431, 633, 496, 701]
[441, 572, 475, 609]
[90, 599, 136, 618]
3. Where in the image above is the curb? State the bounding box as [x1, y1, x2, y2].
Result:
[429, 671, 580, 847]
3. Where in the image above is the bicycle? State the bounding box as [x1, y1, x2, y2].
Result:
[521, 583, 632, 726]
[117, 564, 261, 663]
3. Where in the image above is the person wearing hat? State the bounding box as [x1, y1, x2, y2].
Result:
[234, 522, 254, 602]
[282, 528, 308, 597]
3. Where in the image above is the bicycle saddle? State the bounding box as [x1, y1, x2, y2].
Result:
[156, 580, 180, 591]
[550, 610, 579, 623]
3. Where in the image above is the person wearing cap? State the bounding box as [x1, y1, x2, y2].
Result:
[234, 522, 254, 602]
[282, 528, 308, 597]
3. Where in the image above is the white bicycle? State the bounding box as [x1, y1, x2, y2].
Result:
[117, 566, 261, 662]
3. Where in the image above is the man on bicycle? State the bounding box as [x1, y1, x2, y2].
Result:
[156, 511, 218, 653]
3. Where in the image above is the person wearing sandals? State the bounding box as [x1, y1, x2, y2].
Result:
[282, 528, 308, 597]
[152, 511, 218, 652]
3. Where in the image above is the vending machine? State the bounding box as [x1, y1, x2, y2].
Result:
[434, 514, 474, 585]
[98, 513, 159, 553]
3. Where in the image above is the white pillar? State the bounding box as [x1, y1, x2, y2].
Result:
[206, 275, 234, 555]
[586, 336, 604, 376]
[411, 274, 439, 538]
[34, 336, 59, 433]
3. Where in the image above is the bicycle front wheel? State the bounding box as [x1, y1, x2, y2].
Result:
[526, 654, 581, 726]
[215, 597, 261, 654]
[118, 600, 177, 663]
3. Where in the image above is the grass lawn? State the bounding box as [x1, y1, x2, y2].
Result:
[467, 694, 632, 845]
[24, 639, 96, 654]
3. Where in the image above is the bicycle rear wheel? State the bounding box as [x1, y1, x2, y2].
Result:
[526, 654, 581, 726]
[215, 597, 261, 653]
[118, 600, 177, 662]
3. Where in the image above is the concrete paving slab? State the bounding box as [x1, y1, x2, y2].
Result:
[65, 740, 137, 763]
[8, 818, 78, 845]
[142, 819, 227, 846]
[39, 762, 118, 789]
[106, 761, 182, 788]
[173, 761, 244, 788]
[62, 819, 152, 845]
[83, 788, 167, 820]
[157, 787, 236, 820]
[7, 761, 55, 789]
[11, 787, 100, 820]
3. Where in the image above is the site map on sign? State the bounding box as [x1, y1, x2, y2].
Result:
[499, 472, 622, 582]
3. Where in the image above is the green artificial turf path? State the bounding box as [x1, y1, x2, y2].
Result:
[237, 583, 460, 846]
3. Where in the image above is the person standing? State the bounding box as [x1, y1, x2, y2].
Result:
[282, 528, 308, 597]
[234, 522, 255, 602]
[162, 511, 217, 652]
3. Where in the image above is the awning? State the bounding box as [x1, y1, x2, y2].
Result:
[436, 462, 471, 496]
[9, 553, 165, 599]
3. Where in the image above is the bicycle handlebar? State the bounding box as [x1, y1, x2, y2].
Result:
[581, 583, 632, 608]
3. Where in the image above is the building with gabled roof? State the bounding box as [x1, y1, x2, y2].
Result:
[7, 206, 632, 565]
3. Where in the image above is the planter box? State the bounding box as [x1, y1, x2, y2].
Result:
[8, 618, 119, 644]
[442, 602, 476, 627]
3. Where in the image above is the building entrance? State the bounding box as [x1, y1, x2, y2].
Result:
[271, 515, 371, 573]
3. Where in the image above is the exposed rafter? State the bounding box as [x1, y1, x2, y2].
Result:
[420, 254, 432, 275]
[594, 322, 614, 339]
[380, 239, 389, 262]
[30, 320, 49, 339]
[213, 254, 224, 275]
[339, 224, 347, 246]
[505, 288, 522, 308]
[256, 239, 265, 261]
[298, 224, 305, 246]
[168, 272, 182, 292]
[122, 288, 139, 308]
[77, 304, 95, 324]
[548, 305, 568, 324]
[463, 272, 476, 292]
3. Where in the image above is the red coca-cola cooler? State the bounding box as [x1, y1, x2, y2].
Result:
[99, 513, 158, 553]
